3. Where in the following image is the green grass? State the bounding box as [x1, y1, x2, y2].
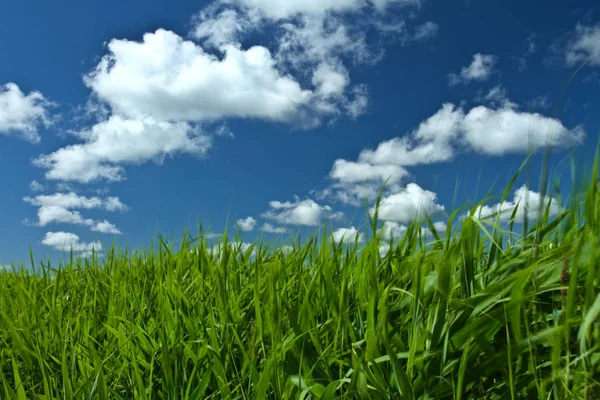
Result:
[1, 158, 600, 399]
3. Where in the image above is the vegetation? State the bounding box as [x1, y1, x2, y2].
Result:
[1, 155, 600, 399]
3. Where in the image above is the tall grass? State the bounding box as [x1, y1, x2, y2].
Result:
[1, 158, 599, 399]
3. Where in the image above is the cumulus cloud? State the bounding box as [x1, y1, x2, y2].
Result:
[360, 102, 583, 161]
[42, 231, 102, 254]
[332, 226, 364, 243]
[86, 29, 316, 123]
[262, 196, 343, 226]
[565, 23, 600, 67]
[0, 83, 52, 142]
[23, 192, 126, 233]
[448, 53, 497, 85]
[34, 116, 212, 183]
[472, 185, 560, 222]
[373, 183, 445, 223]
[261, 223, 287, 233]
[324, 100, 583, 206]
[236, 216, 257, 231]
[91, 220, 122, 235]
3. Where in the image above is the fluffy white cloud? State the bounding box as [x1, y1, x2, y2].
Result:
[42, 231, 102, 254]
[91, 220, 122, 235]
[236, 216, 257, 231]
[459, 104, 584, 155]
[86, 29, 314, 123]
[472, 185, 560, 222]
[192, 8, 261, 47]
[325, 101, 583, 206]
[23, 192, 126, 232]
[359, 103, 462, 166]
[261, 223, 287, 233]
[413, 21, 439, 41]
[360, 102, 583, 162]
[34, 116, 211, 183]
[332, 226, 364, 243]
[330, 159, 408, 184]
[448, 53, 497, 85]
[0, 83, 51, 142]
[565, 23, 600, 67]
[373, 183, 445, 223]
[262, 196, 343, 226]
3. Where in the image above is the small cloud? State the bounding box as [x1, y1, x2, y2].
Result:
[0, 83, 54, 143]
[514, 34, 537, 71]
[448, 53, 497, 85]
[565, 23, 600, 67]
[29, 180, 45, 192]
[91, 220, 122, 235]
[42, 231, 102, 255]
[413, 21, 439, 41]
[528, 94, 551, 110]
[262, 196, 342, 226]
[236, 216, 257, 232]
[261, 223, 287, 234]
[332, 227, 364, 244]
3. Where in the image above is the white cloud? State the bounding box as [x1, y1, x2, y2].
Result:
[23, 192, 126, 232]
[379, 221, 408, 240]
[358, 103, 462, 166]
[86, 29, 314, 124]
[433, 221, 446, 232]
[481, 85, 512, 107]
[224, 0, 364, 19]
[379, 220, 445, 241]
[472, 185, 560, 222]
[448, 53, 497, 85]
[91, 220, 122, 235]
[262, 196, 343, 226]
[0, 83, 52, 142]
[261, 223, 287, 233]
[332, 226, 364, 243]
[29, 180, 45, 192]
[565, 23, 600, 67]
[360, 102, 583, 161]
[413, 21, 439, 41]
[34, 116, 212, 183]
[459, 104, 584, 155]
[236, 216, 257, 231]
[42, 231, 102, 254]
[373, 183, 445, 223]
[330, 159, 408, 184]
[324, 101, 583, 206]
[192, 8, 261, 47]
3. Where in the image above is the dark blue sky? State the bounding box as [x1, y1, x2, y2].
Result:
[1, 0, 598, 265]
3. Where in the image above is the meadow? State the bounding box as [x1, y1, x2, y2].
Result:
[1, 155, 599, 399]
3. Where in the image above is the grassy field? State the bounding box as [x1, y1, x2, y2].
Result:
[1, 157, 600, 399]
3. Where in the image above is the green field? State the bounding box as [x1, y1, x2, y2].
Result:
[1, 158, 600, 399]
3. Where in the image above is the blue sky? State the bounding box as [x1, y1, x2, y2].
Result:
[1, 0, 599, 266]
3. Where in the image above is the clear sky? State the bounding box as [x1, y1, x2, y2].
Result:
[1, 0, 599, 266]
